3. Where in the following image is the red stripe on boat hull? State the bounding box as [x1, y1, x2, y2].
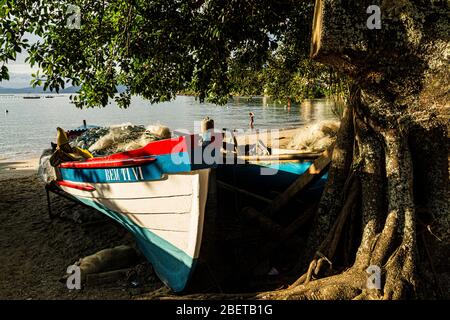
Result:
[59, 156, 156, 169]
[57, 180, 96, 191]
[58, 135, 192, 169]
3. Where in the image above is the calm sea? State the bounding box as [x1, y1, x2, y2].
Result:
[0, 95, 336, 160]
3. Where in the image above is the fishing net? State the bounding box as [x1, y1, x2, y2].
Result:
[38, 148, 57, 183]
[38, 123, 171, 184]
[70, 123, 170, 156]
[287, 120, 340, 152]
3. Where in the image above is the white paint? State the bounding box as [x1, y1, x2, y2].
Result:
[60, 169, 210, 259]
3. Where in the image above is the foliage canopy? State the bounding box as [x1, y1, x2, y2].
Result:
[1, 0, 347, 108]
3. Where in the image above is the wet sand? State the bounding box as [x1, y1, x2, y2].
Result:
[0, 159, 163, 299]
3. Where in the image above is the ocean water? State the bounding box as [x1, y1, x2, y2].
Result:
[0, 95, 337, 160]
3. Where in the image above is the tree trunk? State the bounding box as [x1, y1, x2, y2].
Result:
[256, 0, 449, 299]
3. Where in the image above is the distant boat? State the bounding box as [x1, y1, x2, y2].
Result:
[45, 96, 55, 99]
[23, 96, 41, 99]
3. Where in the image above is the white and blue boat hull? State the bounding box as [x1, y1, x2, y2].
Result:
[58, 169, 211, 292]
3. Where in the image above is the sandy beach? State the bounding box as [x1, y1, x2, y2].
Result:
[0, 159, 163, 299]
[0, 158, 40, 181]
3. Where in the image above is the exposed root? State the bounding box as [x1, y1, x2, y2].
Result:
[290, 172, 360, 287]
[255, 269, 366, 300]
[382, 245, 415, 299]
[260, 117, 422, 300]
[304, 102, 355, 257]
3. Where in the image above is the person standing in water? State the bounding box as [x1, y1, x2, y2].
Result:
[249, 112, 254, 130]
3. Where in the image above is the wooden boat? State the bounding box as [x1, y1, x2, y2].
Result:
[51, 133, 223, 292]
[23, 96, 41, 99]
[47, 127, 331, 292]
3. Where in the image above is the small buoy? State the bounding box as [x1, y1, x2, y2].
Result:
[5, 109, 8, 114]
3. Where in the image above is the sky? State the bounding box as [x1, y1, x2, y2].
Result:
[2, 33, 40, 88]
[3, 52, 38, 88]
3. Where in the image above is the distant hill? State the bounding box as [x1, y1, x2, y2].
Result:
[0, 85, 127, 94]
[0, 86, 80, 94]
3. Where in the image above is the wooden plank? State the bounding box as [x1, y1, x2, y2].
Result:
[278, 203, 316, 240]
[241, 206, 283, 237]
[216, 180, 272, 204]
[223, 127, 301, 149]
[239, 152, 322, 162]
[233, 127, 300, 148]
[238, 203, 316, 277]
[262, 145, 333, 217]
[240, 203, 314, 247]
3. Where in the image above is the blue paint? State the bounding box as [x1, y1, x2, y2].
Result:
[260, 161, 313, 175]
[60, 146, 222, 183]
[75, 197, 197, 292]
[60, 152, 192, 183]
[217, 161, 328, 199]
[260, 161, 328, 186]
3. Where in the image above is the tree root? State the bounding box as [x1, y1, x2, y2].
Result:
[290, 172, 360, 288]
[304, 102, 355, 258]
[256, 117, 421, 300]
